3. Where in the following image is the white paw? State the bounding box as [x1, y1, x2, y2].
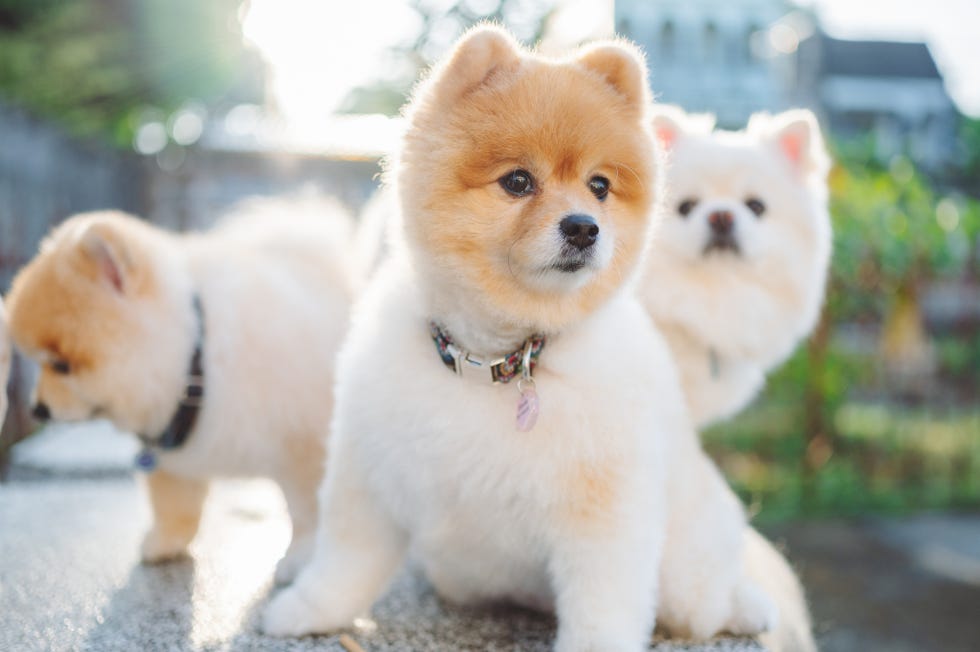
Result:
[274, 538, 314, 585]
[140, 528, 191, 564]
[725, 580, 778, 636]
[262, 586, 338, 638]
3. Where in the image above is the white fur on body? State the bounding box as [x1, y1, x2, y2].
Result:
[262, 255, 774, 651]
[123, 206, 355, 579]
[640, 109, 832, 428]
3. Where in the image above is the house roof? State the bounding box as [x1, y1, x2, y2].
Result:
[818, 35, 942, 79]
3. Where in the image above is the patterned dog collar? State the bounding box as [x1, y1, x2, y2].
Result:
[430, 322, 545, 384]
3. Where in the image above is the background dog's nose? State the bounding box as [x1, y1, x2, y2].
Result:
[559, 214, 599, 250]
[708, 210, 734, 235]
[32, 402, 51, 422]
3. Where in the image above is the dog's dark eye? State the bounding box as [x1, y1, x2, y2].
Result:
[678, 199, 697, 216]
[51, 360, 71, 375]
[746, 198, 766, 217]
[499, 169, 534, 197]
[588, 176, 610, 201]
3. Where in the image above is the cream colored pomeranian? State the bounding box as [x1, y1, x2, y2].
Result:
[639, 106, 832, 429]
[6, 199, 357, 582]
[262, 26, 775, 650]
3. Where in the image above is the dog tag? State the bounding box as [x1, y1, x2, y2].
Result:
[516, 381, 539, 432]
[135, 448, 158, 472]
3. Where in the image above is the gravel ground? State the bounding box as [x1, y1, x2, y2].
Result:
[0, 426, 761, 652]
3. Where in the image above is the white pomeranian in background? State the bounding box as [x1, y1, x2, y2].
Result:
[639, 106, 833, 429]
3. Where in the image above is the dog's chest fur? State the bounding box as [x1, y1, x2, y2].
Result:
[333, 259, 686, 606]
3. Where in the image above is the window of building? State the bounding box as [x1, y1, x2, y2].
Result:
[705, 21, 719, 62]
[661, 20, 676, 60]
[746, 23, 760, 62]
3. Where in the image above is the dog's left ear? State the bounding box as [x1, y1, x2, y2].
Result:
[78, 220, 134, 294]
[751, 109, 831, 181]
[577, 41, 650, 118]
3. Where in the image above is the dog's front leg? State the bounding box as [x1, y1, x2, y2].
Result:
[262, 439, 406, 637]
[140, 469, 209, 563]
[658, 447, 776, 640]
[274, 441, 326, 584]
[549, 487, 664, 652]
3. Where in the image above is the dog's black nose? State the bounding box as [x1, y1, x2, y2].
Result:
[708, 210, 734, 235]
[559, 214, 599, 250]
[32, 402, 51, 422]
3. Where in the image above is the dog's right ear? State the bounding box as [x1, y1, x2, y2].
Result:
[650, 105, 715, 151]
[77, 221, 132, 294]
[426, 25, 522, 104]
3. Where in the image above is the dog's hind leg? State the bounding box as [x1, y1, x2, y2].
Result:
[140, 469, 209, 563]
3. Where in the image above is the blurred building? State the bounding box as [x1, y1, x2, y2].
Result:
[614, 0, 959, 167]
[615, 0, 796, 128]
[795, 34, 959, 168]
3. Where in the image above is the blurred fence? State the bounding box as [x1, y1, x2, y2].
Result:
[0, 101, 148, 288]
[0, 101, 148, 460]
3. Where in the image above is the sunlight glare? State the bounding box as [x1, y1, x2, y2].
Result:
[241, 0, 420, 126]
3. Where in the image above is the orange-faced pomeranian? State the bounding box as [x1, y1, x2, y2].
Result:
[6, 200, 357, 582]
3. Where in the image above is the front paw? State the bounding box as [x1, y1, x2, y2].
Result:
[262, 585, 343, 638]
[725, 580, 777, 636]
[140, 528, 192, 564]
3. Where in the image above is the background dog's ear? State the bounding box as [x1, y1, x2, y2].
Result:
[426, 24, 521, 103]
[750, 109, 831, 181]
[77, 221, 133, 294]
[650, 105, 716, 151]
[576, 41, 649, 117]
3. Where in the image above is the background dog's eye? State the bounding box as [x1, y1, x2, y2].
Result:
[746, 198, 766, 216]
[588, 176, 610, 201]
[499, 169, 534, 197]
[678, 199, 697, 216]
[51, 360, 71, 375]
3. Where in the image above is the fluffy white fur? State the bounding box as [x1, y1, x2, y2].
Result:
[263, 27, 774, 651]
[7, 198, 357, 582]
[640, 106, 832, 428]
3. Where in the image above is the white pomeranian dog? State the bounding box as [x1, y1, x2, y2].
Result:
[639, 106, 832, 429]
[262, 26, 776, 652]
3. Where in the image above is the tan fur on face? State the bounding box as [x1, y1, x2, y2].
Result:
[398, 27, 658, 333]
[6, 212, 188, 426]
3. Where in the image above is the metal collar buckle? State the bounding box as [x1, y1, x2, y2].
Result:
[448, 342, 505, 384]
[181, 374, 205, 407]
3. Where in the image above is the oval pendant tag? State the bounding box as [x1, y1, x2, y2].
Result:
[516, 386, 539, 432]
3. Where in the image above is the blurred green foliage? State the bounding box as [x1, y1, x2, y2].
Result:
[340, 0, 552, 115]
[0, 0, 255, 146]
[829, 148, 980, 318]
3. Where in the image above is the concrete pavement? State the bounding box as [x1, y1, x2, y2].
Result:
[0, 425, 762, 652]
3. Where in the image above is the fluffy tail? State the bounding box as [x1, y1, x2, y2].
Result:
[745, 527, 817, 652]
